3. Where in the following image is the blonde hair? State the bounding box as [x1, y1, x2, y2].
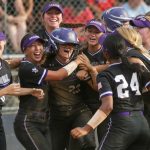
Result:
[116, 26, 147, 53]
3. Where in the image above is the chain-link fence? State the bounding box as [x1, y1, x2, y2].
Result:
[1, 0, 150, 54]
[0, 0, 119, 54]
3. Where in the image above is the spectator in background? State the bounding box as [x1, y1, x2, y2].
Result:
[122, 0, 150, 17]
[0, 0, 33, 53]
[63, 0, 94, 24]
[86, 0, 118, 19]
[62, 0, 94, 42]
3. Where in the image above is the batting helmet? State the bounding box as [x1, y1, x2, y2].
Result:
[102, 7, 131, 32]
[50, 27, 79, 45]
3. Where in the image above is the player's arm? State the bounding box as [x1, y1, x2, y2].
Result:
[0, 83, 44, 99]
[0, 83, 20, 96]
[76, 53, 98, 91]
[87, 66, 98, 91]
[17, 88, 44, 100]
[71, 95, 113, 139]
[5, 58, 22, 69]
[94, 64, 109, 73]
[128, 57, 147, 68]
[44, 54, 84, 81]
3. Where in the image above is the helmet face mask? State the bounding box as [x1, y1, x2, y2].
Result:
[51, 28, 80, 61]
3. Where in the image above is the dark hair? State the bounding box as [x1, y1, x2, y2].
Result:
[103, 33, 150, 79]
[103, 33, 127, 59]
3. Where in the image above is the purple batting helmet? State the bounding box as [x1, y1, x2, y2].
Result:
[102, 7, 131, 32]
[50, 28, 79, 45]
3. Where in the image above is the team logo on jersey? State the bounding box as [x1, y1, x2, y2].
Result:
[0, 74, 10, 87]
[98, 82, 102, 90]
[0, 96, 5, 102]
[32, 67, 38, 73]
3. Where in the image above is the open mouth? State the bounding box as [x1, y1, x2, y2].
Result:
[89, 37, 97, 42]
[64, 49, 70, 53]
[34, 52, 42, 59]
[49, 18, 58, 23]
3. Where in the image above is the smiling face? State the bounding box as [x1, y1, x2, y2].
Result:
[85, 26, 103, 46]
[24, 40, 44, 64]
[43, 8, 63, 31]
[57, 44, 75, 63]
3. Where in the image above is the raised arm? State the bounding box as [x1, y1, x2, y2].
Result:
[45, 54, 84, 81]
[26, 0, 34, 17]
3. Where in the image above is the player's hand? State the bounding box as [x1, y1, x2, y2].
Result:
[31, 89, 44, 100]
[71, 127, 89, 139]
[78, 53, 94, 72]
[74, 54, 85, 65]
[76, 70, 89, 80]
[7, 83, 21, 95]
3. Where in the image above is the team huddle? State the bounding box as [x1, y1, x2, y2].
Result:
[0, 1, 150, 150]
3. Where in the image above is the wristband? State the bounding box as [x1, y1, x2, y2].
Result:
[63, 61, 78, 75]
[87, 109, 107, 129]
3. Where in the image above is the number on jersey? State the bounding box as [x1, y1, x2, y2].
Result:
[115, 73, 141, 98]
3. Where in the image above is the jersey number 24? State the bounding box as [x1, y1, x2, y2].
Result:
[115, 73, 141, 98]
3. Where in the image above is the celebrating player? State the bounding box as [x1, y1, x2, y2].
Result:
[14, 32, 84, 150]
[43, 28, 96, 150]
[71, 32, 150, 150]
[0, 32, 44, 150]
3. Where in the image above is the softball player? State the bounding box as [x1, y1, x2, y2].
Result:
[71, 32, 150, 150]
[0, 32, 44, 150]
[14, 33, 84, 150]
[121, 18, 150, 149]
[77, 19, 109, 144]
[0, 32, 13, 150]
[129, 15, 150, 70]
[35, 1, 63, 54]
[101, 7, 131, 32]
[80, 19, 106, 112]
[43, 28, 96, 150]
